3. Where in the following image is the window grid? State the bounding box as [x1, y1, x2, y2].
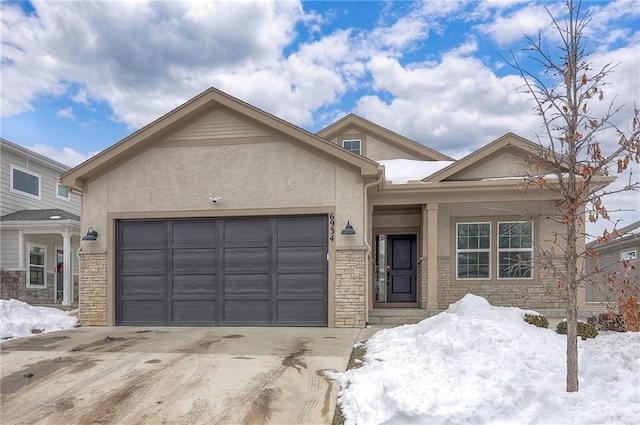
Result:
[342, 139, 361, 155]
[456, 222, 491, 279]
[497, 222, 533, 279]
[27, 244, 46, 287]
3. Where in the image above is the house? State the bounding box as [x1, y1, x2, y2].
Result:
[586, 220, 640, 310]
[0, 138, 81, 305]
[60, 88, 611, 327]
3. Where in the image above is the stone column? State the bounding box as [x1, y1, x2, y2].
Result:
[334, 246, 367, 327]
[78, 249, 108, 326]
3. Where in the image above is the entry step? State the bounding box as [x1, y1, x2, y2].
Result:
[368, 309, 429, 325]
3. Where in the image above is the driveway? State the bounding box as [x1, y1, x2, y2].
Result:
[1, 326, 367, 424]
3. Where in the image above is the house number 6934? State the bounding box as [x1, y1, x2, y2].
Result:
[329, 213, 335, 242]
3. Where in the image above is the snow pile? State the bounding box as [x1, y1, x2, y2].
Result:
[335, 294, 640, 425]
[0, 299, 78, 340]
[379, 159, 454, 183]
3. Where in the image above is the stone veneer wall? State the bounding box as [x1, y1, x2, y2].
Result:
[79, 250, 108, 325]
[419, 259, 428, 309]
[334, 247, 366, 327]
[437, 257, 565, 310]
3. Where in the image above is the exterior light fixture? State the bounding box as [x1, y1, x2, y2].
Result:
[341, 221, 356, 235]
[82, 227, 98, 241]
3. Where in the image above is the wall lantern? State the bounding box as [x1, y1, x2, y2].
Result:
[341, 221, 356, 235]
[82, 227, 99, 241]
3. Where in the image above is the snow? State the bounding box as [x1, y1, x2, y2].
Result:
[0, 299, 78, 341]
[379, 159, 454, 183]
[333, 294, 640, 425]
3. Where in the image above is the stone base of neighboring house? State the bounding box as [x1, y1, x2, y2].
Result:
[0, 270, 79, 304]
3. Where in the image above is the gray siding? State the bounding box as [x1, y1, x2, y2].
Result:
[1, 146, 80, 217]
[0, 229, 19, 268]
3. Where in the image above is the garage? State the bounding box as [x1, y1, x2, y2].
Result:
[116, 215, 328, 326]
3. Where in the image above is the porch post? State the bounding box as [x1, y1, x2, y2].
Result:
[426, 203, 439, 311]
[18, 229, 24, 269]
[62, 231, 72, 305]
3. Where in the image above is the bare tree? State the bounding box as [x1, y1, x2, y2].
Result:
[510, 0, 640, 392]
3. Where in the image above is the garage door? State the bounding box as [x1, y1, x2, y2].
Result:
[116, 216, 328, 326]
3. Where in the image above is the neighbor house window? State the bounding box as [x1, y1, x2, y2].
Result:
[457, 223, 491, 279]
[10, 164, 40, 199]
[56, 182, 70, 200]
[27, 244, 46, 287]
[621, 250, 637, 261]
[342, 139, 361, 155]
[497, 222, 533, 279]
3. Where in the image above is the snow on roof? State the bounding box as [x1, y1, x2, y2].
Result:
[378, 159, 455, 184]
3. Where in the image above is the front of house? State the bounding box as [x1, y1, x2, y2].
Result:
[61, 88, 594, 327]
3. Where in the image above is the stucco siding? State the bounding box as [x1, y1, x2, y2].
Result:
[365, 135, 421, 161]
[447, 147, 535, 181]
[165, 109, 270, 141]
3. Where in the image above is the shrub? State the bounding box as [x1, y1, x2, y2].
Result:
[556, 320, 599, 339]
[523, 313, 549, 328]
[588, 313, 626, 332]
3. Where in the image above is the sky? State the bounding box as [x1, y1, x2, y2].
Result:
[1, 0, 639, 233]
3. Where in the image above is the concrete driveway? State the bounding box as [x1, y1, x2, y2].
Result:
[1, 326, 367, 424]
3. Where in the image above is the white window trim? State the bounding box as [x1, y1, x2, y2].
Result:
[342, 139, 362, 155]
[27, 243, 47, 288]
[497, 221, 534, 280]
[56, 182, 71, 201]
[10, 164, 41, 200]
[621, 250, 637, 261]
[456, 222, 492, 280]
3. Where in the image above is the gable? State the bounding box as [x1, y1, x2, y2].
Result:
[164, 109, 270, 143]
[443, 146, 537, 181]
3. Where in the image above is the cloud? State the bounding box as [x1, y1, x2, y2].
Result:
[56, 107, 75, 120]
[25, 144, 97, 167]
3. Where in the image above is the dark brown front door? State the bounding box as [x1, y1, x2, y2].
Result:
[386, 235, 417, 302]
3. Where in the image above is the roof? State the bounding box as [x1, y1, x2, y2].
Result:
[587, 220, 640, 249]
[316, 113, 454, 162]
[1, 209, 80, 222]
[60, 88, 381, 190]
[1, 138, 70, 173]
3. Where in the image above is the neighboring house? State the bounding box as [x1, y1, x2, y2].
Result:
[60, 88, 612, 327]
[586, 220, 640, 309]
[0, 138, 81, 305]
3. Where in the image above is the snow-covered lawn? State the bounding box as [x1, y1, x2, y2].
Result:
[0, 299, 78, 341]
[334, 294, 640, 425]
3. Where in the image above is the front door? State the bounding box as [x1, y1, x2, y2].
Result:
[386, 235, 417, 302]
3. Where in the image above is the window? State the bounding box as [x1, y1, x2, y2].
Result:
[621, 250, 637, 261]
[342, 139, 361, 155]
[28, 244, 46, 287]
[498, 222, 533, 279]
[457, 223, 491, 279]
[10, 164, 40, 199]
[56, 182, 70, 200]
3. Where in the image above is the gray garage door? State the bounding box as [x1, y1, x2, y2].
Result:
[116, 216, 328, 326]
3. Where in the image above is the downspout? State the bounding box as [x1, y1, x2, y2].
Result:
[362, 166, 384, 326]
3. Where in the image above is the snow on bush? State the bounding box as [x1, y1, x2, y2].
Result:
[0, 299, 78, 340]
[334, 294, 640, 425]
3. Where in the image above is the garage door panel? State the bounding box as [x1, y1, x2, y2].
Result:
[172, 221, 218, 243]
[224, 247, 268, 270]
[172, 274, 216, 297]
[277, 246, 325, 271]
[172, 300, 216, 323]
[122, 249, 166, 272]
[223, 274, 269, 297]
[122, 300, 165, 323]
[121, 275, 166, 298]
[224, 220, 269, 246]
[223, 300, 269, 324]
[276, 273, 325, 298]
[277, 217, 326, 244]
[172, 248, 217, 271]
[277, 300, 324, 324]
[120, 222, 166, 246]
